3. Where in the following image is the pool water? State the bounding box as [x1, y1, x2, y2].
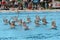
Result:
[0, 11, 60, 40]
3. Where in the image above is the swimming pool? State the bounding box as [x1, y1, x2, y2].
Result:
[0, 11, 60, 40]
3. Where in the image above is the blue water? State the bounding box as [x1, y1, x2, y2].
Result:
[0, 11, 60, 40]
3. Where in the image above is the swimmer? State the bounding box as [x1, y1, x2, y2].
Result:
[9, 21, 15, 29]
[36, 15, 41, 22]
[42, 16, 48, 25]
[34, 15, 40, 26]
[22, 21, 29, 30]
[18, 19, 22, 25]
[51, 20, 57, 29]
[3, 18, 9, 25]
[26, 15, 31, 23]
[35, 19, 40, 26]
[12, 16, 18, 22]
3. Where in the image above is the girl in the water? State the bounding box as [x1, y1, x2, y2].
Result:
[26, 15, 31, 23]
[42, 16, 48, 25]
[22, 21, 29, 30]
[35, 19, 40, 26]
[12, 16, 18, 22]
[18, 19, 22, 25]
[34, 15, 41, 26]
[3, 18, 9, 25]
[9, 21, 15, 29]
[36, 15, 41, 22]
[51, 20, 57, 29]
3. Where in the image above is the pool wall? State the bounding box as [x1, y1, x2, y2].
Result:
[0, 10, 60, 13]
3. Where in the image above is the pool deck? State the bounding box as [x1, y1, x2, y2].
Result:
[0, 9, 60, 12]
